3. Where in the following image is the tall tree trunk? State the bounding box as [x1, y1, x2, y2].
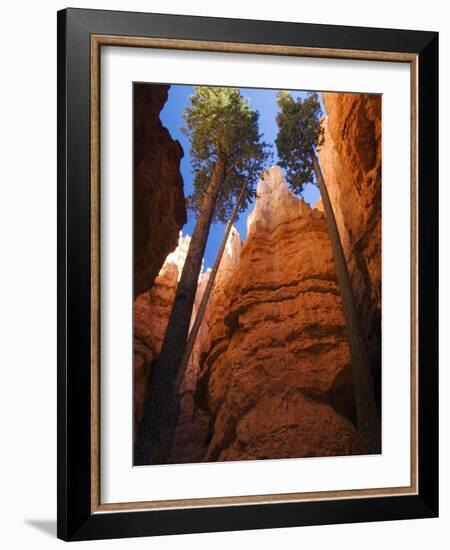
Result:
[162, 169, 254, 456]
[135, 153, 227, 465]
[178, 169, 253, 384]
[312, 150, 381, 454]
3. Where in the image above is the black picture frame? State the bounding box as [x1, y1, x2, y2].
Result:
[57, 7, 438, 541]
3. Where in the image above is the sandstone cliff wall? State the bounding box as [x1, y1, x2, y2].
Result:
[133, 83, 187, 297]
[133, 83, 187, 441]
[134, 261, 179, 433]
[133, 234, 212, 454]
[318, 93, 382, 408]
[195, 167, 360, 461]
[133, 91, 381, 463]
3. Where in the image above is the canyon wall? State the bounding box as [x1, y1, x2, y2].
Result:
[133, 233, 212, 456]
[169, 269, 212, 464]
[133, 83, 187, 297]
[318, 93, 382, 409]
[134, 233, 189, 432]
[132, 90, 381, 463]
[134, 260, 179, 433]
[195, 167, 360, 461]
[133, 83, 188, 443]
[133, 227, 246, 460]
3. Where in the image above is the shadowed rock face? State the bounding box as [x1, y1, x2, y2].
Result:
[317, 93, 382, 412]
[195, 167, 360, 461]
[133, 83, 187, 442]
[133, 83, 187, 298]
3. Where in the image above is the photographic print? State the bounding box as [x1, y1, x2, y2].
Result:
[58, 10, 438, 539]
[132, 83, 382, 466]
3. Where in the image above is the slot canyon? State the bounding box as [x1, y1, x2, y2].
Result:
[133, 84, 381, 463]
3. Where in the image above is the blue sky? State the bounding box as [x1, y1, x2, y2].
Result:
[161, 85, 323, 269]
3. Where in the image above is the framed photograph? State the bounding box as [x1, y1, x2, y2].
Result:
[57, 8, 438, 541]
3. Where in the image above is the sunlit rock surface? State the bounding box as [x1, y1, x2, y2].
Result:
[170, 227, 243, 463]
[318, 93, 382, 409]
[195, 167, 360, 461]
[134, 263, 177, 434]
[133, 233, 212, 451]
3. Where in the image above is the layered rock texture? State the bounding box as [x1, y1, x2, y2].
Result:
[170, 269, 212, 463]
[134, 260, 179, 434]
[318, 93, 382, 410]
[133, 83, 187, 297]
[195, 168, 360, 461]
[133, 90, 381, 464]
[133, 233, 212, 454]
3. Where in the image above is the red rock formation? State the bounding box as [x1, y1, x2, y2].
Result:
[133, 234, 211, 452]
[169, 226, 243, 463]
[318, 93, 382, 408]
[133, 83, 187, 297]
[196, 167, 360, 461]
[133, 92, 381, 463]
[133, 83, 187, 440]
[133, 261, 178, 433]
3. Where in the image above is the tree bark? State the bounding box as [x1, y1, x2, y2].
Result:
[312, 150, 381, 454]
[177, 169, 253, 385]
[134, 152, 227, 465]
[158, 169, 254, 457]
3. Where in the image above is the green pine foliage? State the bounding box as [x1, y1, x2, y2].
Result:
[182, 86, 270, 223]
[275, 91, 324, 195]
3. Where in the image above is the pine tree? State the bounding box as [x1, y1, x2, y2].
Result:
[175, 165, 256, 399]
[275, 91, 380, 454]
[135, 87, 269, 465]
